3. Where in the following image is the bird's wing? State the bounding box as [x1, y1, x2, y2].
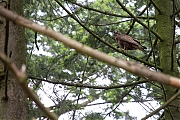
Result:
[133, 39, 141, 44]
[118, 34, 140, 46]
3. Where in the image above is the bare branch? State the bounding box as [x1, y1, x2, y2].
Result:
[142, 90, 180, 120]
[0, 53, 58, 120]
[175, 39, 180, 45]
[0, 7, 180, 88]
[150, 0, 162, 14]
[55, 0, 161, 69]
[171, 8, 180, 17]
[175, 20, 180, 27]
[115, 0, 163, 42]
[67, 1, 155, 20]
[29, 76, 148, 89]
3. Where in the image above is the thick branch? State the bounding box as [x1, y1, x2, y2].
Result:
[0, 7, 180, 88]
[0, 53, 58, 120]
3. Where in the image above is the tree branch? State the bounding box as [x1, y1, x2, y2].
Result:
[141, 90, 180, 120]
[29, 76, 148, 89]
[67, 0, 155, 20]
[0, 6, 180, 88]
[115, 0, 163, 41]
[55, 0, 162, 69]
[171, 8, 180, 17]
[0, 53, 58, 120]
[150, 0, 162, 14]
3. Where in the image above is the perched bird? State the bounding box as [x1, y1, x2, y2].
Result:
[113, 30, 147, 52]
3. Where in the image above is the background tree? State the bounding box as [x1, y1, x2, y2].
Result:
[0, 0, 27, 119]
[1, 0, 180, 119]
[155, 0, 180, 119]
[24, 0, 179, 119]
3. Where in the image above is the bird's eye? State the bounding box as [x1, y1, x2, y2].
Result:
[114, 30, 118, 34]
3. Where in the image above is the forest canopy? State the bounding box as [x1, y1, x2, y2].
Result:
[0, 0, 180, 120]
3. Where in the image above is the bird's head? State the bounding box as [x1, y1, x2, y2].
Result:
[114, 30, 121, 36]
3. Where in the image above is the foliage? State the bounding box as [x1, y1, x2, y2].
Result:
[23, 0, 180, 119]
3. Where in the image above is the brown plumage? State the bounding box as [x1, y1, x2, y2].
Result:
[113, 30, 147, 52]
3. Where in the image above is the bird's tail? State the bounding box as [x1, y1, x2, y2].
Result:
[140, 46, 147, 52]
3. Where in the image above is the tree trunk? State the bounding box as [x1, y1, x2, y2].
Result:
[155, 0, 180, 119]
[0, 0, 27, 119]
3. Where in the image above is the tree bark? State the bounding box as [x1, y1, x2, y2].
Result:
[155, 0, 180, 119]
[0, 0, 27, 119]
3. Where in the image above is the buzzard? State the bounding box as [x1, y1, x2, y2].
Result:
[113, 30, 147, 52]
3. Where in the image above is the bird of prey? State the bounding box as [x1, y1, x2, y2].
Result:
[113, 30, 147, 52]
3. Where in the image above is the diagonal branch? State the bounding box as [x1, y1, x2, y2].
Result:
[0, 53, 58, 120]
[116, 0, 163, 42]
[55, 0, 161, 69]
[150, 0, 162, 14]
[0, 6, 180, 88]
[127, 2, 151, 34]
[141, 90, 180, 120]
[171, 8, 180, 17]
[105, 85, 135, 118]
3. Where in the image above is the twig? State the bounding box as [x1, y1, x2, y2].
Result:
[29, 76, 148, 89]
[0, 7, 180, 88]
[150, 0, 162, 14]
[55, 0, 161, 69]
[115, 0, 163, 42]
[67, 1, 155, 19]
[141, 90, 180, 120]
[104, 85, 135, 119]
[175, 39, 180, 45]
[0, 53, 58, 120]
[171, 8, 180, 17]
